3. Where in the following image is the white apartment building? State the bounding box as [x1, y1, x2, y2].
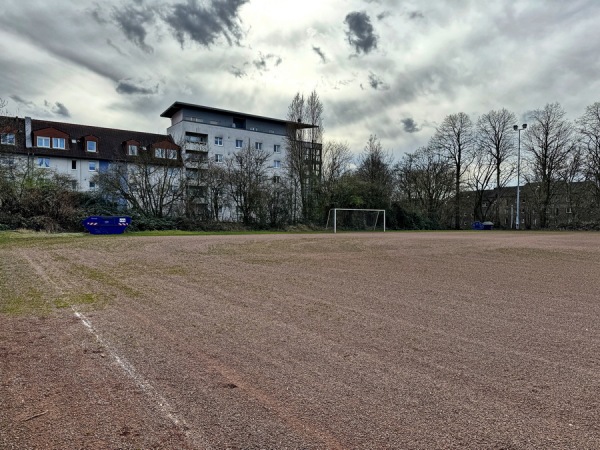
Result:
[161, 102, 297, 176]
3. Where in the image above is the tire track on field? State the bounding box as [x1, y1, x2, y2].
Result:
[108, 301, 346, 450]
[20, 248, 211, 450]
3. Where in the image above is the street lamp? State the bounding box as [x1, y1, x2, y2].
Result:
[513, 123, 527, 230]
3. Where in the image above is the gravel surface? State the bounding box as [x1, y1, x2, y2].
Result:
[1, 231, 600, 449]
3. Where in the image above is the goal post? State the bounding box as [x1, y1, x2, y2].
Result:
[326, 208, 386, 233]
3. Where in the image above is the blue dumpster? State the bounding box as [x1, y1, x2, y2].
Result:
[482, 221, 494, 230]
[82, 216, 131, 235]
[472, 221, 484, 230]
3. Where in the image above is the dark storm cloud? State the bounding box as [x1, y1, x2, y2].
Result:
[228, 65, 247, 78]
[116, 79, 159, 95]
[344, 11, 378, 55]
[111, 3, 157, 53]
[90, 3, 108, 24]
[401, 118, 420, 133]
[368, 72, 389, 90]
[253, 53, 282, 71]
[312, 46, 327, 63]
[408, 11, 424, 20]
[164, 0, 248, 48]
[377, 11, 392, 20]
[51, 102, 71, 117]
[10, 95, 35, 107]
[107, 38, 127, 56]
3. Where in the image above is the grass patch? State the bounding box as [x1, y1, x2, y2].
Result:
[54, 292, 108, 308]
[54, 293, 106, 309]
[165, 266, 187, 276]
[128, 229, 298, 237]
[0, 288, 51, 316]
[69, 264, 140, 298]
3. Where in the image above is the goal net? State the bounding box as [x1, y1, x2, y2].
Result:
[326, 208, 386, 233]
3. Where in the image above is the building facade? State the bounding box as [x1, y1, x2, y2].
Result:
[0, 102, 321, 221]
[0, 115, 180, 192]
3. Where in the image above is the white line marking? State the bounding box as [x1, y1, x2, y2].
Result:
[73, 308, 210, 449]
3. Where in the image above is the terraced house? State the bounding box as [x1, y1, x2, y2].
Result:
[0, 116, 180, 191]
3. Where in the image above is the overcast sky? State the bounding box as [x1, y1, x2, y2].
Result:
[1, 0, 599, 159]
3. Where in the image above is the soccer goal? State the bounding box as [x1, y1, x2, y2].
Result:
[326, 208, 386, 233]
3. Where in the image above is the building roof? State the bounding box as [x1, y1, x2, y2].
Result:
[160, 101, 318, 129]
[1, 116, 179, 162]
[33, 118, 175, 150]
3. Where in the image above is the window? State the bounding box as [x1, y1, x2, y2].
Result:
[87, 141, 97, 152]
[274, 144, 281, 153]
[1, 133, 15, 145]
[185, 134, 207, 144]
[37, 137, 50, 148]
[235, 139, 243, 149]
[566, 206, 573, 214]
[273, 160, 281, 169]
[167, 149, 178, 160]
[215, 136, 223, 146]
[255, 142, 262, 150]
[89, 181, 96, 189]
[89, 161, 97, 172]
[154, 148, 166, 158]
[52, 138, 66, 149]
[273, 175, 281, 183]
[215, 154, 223, 163]
[128, 144, 138, 156]
[71, 160, 77, 170]
[37, 157, 50, 168]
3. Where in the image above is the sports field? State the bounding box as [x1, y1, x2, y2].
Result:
[1, 231, 600, 449]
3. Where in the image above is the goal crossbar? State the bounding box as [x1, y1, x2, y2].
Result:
[326, 208, 386, 233]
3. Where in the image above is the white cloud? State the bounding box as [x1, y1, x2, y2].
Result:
[0, 0, 599, 159]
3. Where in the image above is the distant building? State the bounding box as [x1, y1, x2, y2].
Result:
[460, 182, 599, 229]
[0, 102, 321, 220]
[160, 102, 319, 218]
[0, 115, 179, 192]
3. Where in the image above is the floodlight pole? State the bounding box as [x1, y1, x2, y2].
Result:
[513, 124, 527, 230]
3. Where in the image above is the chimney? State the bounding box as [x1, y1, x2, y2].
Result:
[25, 116, 32, 149]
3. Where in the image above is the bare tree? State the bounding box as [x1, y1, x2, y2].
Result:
[577, 102, 600, 206]
[96, 147, 186, 218]
[476, 108, 517, 224]
[285, 90, 323, 222]
[204, 157, 228, 221]
[558, 145, 585, 223]
[322, 140, 352, 186]
[396, 146, 454, 223]
[355, 135, 394, 209]
[225, 142, 270, 225]
[430, 112, 474, 229]
[263, 176, 293, 227]
[523, 102, 577, 228]
[466, 145, 496, 222]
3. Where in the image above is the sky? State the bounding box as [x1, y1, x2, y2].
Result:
[1, 0, 600, 160]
